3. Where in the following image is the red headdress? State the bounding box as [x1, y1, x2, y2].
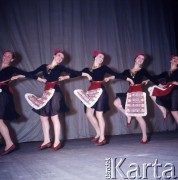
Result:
[134, 52, 144, 61]
[93, 50, 100, 57]
[4, 49, 12, 53]
[54, 49, 61, 54]
[136, 52, 143, 56]
[170, 55, 175, 61]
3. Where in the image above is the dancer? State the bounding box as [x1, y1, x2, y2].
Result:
[0, 50, 42, 156]
[27, 49, 91, 151]
[106, 52, 159, 144]
[73, 50, 133, 146]
[149, 55, 178, 124]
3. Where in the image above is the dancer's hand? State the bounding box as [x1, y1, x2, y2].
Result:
[37, 77, 47, 83]
[82, 73, 92, 81]
[104, 76, 115, 82]
[127, 78, 134, 85]
[11, 75, 25, 81]
[172, 81, 178, 85]
[58, 75, 70, 81]
[142, 80, 150, 85]
[158, 83, 165, 88]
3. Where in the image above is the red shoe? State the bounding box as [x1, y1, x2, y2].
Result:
[50, 143, 62, 151]
[164, 111, 169, 121]
[140, 140, 148, 144]
[126, 122, 131, 128]
[126, 117, 132, 128]
[0, 144, 16, 156]
[95, 139, 107, 146]
[91, 137, 99, 142]
[37, 142, 52, 150]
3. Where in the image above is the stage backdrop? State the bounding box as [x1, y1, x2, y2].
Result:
[0, 0, 177, 143]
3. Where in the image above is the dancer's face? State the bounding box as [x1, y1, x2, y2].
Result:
[170, 56, 178, 65]
[94, 53, 104, 65]
[2, 51, 14, 65]
[135, 55, 145, 66]
[53, 52, 64, 64]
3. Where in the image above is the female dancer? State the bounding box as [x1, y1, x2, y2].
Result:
[106, 53, 159, 144]
[28, 49, 91, 151]
[78, 50, 133, 146]
[0, 50, 41, 156]
[150, 55, 178, 124]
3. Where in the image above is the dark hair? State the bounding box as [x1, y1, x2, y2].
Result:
[53, 49, 63, 55]
[4, 50, 16, 59]
[93, 52, 104, 60]
[134, 53, 146, 61]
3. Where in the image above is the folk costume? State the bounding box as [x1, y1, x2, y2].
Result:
[116, 68, 159, 115]
[0, 66, 36, 120]
[151, 69, 178, 111]
[27, 64, 82, 116]
[81, 65, 127, 112]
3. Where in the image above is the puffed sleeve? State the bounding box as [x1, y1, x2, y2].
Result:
[143, 69, 159, 85]
[11, 66, 38, 80]
[82, 68, 89, 73]
[153, 72, 167, 80]
[104, 65, 127, 80]
[61, 65, 82, 78]
[28, 64, 46, 78]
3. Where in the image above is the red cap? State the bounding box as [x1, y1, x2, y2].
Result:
[54, 49, 60, 54]
[136, 52, 143, 56]
[170, 55, 175, 60]
[93, 50, 100, 57]
[4, 49, 12, 53]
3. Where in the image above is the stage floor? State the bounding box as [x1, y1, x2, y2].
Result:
[0, 131, 178, 180]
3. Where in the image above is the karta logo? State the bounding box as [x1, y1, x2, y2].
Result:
[105, 157, 177, 179]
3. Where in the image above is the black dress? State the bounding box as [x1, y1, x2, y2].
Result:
[0, 66, 36, 121]
[29, 64, 82, 116]
[116, 68, 158, 109]
[82, 65, 127, 112]
[155, 69, 178, 111]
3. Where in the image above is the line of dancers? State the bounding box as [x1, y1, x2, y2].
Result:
[0, 49, 177, 156]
